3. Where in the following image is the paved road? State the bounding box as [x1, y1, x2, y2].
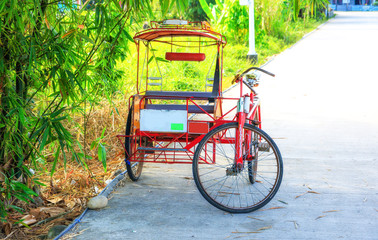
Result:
[67, 12, 378, 240]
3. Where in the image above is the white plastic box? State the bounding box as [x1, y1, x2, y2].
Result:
[140, 109, 187, 133]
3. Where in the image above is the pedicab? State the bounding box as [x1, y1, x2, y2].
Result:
[117, 20, 283, 213]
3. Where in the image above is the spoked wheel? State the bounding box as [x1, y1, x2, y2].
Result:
[125, 105, 144, 181]
[192, 122, 283, 213]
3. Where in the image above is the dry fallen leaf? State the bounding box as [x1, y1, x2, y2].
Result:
[2, 222, 12, 235]
[19, 214, 37, 226]
[288, 220, 299, 229]
[247, 216, 263, 221]
[315, 215, 326, 220]
[39, 207, 65, 217]
[46, 196, 64, 204]
[66, 200, 76, 209]
[293, 221, 299, 229]
[278, 200, 288, 205]
[258, 206, 285, 211]
[304, 184, 313, 190]
[29, 208, 48, 220]
[256, 226, 272, 231]
[323, 210, 340, 213]
[295, 192, 307, 199]
[295, 190, 320, 199]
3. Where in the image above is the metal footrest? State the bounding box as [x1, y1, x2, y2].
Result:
[138, 147, 188, 152]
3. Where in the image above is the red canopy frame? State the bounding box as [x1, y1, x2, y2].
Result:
[133, 20, 226, 96]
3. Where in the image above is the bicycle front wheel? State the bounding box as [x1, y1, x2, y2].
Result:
[192, 122, 283, 213]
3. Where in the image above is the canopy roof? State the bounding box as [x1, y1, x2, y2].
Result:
[133, 20, 227, 45]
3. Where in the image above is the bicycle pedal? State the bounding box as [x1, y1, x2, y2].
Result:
[258, 142, 270, 152]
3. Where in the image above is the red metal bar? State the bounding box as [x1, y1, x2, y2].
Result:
[188, 98, 215, 120]
[235, 112, 246, 167]
[217, 105, 237, 121]
[136, 42, 140, 94]
[258, 105, 261, 128]
[220, 44, 223, 96]
[146, 45, 149, 92]
[184, 133, 206, 150]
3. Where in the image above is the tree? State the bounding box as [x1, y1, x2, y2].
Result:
[0, 0, 187, 222]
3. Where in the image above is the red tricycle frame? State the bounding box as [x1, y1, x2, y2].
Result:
[116, 20, 283, 213]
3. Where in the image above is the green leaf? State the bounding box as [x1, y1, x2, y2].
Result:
[13, 181, 37, 196]
[13, 191, 32, 202]
[122, 29, 133, 42]
[16, 219, 32, 229]
[79, 0, 91, 13]
[30, 121, 48, 140]
[100, 127, 106, 138]
[199, 0, 214, 20]
[111, 0, 122, 11]
[148, 56, 154, 64]
[160, 0, 169, 15]
[98, 143, 107, 172]
[39, 125, 50, 152]
[215, 0, 223, 10]
[156, 57, 169, 63]
[95, 5, 101, 27]
[10, 205, 24, 214]
[6, 108, 17, 117]
[51, 146, 60, 176]
[33, 180, 46, 187]
[50, 107, 65, 119]
[78, 32, 94, 44]
[90, 140, 98, 150]
[114, 107, 119, 115]
[51, 116, 67, 122]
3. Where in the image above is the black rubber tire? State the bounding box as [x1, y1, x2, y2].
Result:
[192, 122, 283, 213]
[125, 106, 144, 181]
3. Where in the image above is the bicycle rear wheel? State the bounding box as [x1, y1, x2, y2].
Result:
[192, 122, 283, 213]
[125, 106, 144, 181]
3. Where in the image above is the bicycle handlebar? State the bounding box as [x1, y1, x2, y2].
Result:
[240, 67, 275, 78]
[232, 67, 275, 85]
[230, 67, 275, 93]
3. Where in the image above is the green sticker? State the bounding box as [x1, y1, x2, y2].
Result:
[171, 123, 184, 131]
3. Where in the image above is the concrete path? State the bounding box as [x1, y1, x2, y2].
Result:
[67, 12, 378, 240]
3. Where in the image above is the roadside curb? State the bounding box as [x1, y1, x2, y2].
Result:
[54, 169, 128, 240]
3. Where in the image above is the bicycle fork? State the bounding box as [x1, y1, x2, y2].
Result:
[227, 95, 251, 175]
